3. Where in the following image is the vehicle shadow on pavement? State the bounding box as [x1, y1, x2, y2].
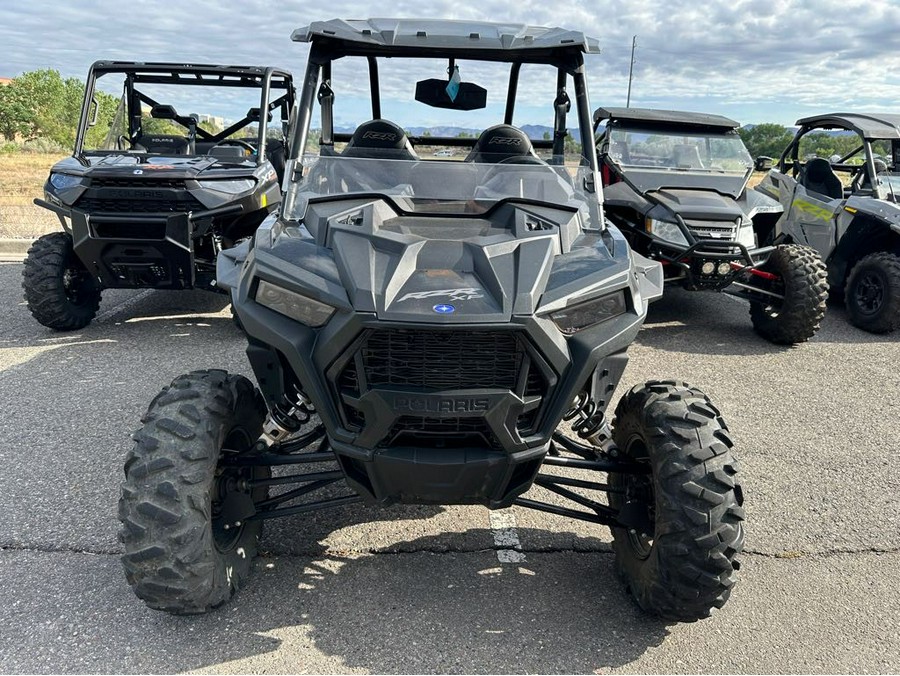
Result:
[280, 529, 670, 674]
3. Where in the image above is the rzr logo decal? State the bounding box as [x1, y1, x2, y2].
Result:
[398, 288, 484, 302]
[361, 131, 397, 142]
[488, 137, 521, 146]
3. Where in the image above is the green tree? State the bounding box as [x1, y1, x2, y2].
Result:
[737, 123, 794, 160]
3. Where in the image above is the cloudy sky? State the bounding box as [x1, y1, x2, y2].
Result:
[2, 0, 900, 128]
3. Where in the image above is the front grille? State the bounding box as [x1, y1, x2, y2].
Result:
[76, 195, 204, 214]
[685, 220, 738, 241]
[361, 329, 522, 390]
[89, 178, 186, 189]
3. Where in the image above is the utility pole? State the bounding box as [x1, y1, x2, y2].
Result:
[626, 35, 636, 108]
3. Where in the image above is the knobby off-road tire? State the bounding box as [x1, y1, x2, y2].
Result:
[845, 252, 900, 334]
[609, 381, 745, 622]
[748, 244, 828, 344]
[22, 232, 101, 330]
[119, 369, 269, 614]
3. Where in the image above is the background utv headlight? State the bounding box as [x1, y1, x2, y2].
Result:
[550, 290, 627, 335]
[646, 217, 688, 246]
[197, 178, 256, 194]
[255, 280, 335, 327]
[49, 172, 84, 190]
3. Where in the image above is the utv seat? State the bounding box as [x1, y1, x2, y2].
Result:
[464, 124, 539, 163]
[133, 135, 190, 155]
[801, 158, 843, 200]
[342, 119, 419, 161]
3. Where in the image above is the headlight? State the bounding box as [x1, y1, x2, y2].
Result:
[550, 290, 627, 335]
[645, 217, 688, 246]
[197, 178, 256, 194]
[49, 173, 84, 190]
[255, 279, 335, 327]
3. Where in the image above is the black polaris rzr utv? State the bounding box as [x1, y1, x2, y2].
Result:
[23, 61, 295, 330]
[120, 19, 744, 622]
[595, 107, 829, 344]
[756, 112, 900, 333]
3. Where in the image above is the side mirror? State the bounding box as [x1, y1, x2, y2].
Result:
[247, 107, 273, 123]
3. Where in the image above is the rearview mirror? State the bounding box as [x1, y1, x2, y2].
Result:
[415, 79, 487, 111]
[150, 105, 177, 120]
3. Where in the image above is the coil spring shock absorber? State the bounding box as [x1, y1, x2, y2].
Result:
[562, 392, 618, 457]
[257, 384, 316, 448]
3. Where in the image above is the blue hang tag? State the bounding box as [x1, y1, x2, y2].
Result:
[446, 66, 461, 102]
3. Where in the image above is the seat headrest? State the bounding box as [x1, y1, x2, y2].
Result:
[346, 120, 409, 150]
[342, 119, 418, 160]
[804, 158, 834, 182]
[465, 125, 535, 163]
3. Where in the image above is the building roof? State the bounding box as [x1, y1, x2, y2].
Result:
[291, 18, 600, 55]
[594, 106, 740, 131]
[795, 112, 900, 140]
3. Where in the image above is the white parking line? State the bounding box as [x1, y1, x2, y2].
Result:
[489, 510, 526, 563]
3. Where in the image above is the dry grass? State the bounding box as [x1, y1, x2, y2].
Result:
[0, 152, 67, 238]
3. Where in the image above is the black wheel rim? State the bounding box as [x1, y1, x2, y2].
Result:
[61, 253, 94, 307]
[854, 271, 885, 315]
[212, 427, 254, 552]
[622, 435, 655, 560]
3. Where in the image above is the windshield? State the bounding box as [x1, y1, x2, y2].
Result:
[286, 152, 599, 223]
[608, 127, 752, 175]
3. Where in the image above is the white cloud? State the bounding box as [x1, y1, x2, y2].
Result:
[2, 0, 900, 125]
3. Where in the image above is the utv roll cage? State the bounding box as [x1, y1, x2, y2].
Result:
[778, 112, 900, 182]
[74, 61, 295, 165]
[286, 19, 601, 170]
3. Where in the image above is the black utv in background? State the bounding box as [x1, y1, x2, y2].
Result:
[595, 107, 829, 344]
[119, 19, 744, 623]
[23, 62, 295, 330]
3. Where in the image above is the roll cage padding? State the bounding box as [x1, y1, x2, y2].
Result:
[133, 134, 190, 154]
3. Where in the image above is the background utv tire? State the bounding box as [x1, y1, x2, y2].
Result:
[844, 252, 900, 333]
[119, 369, 269, 614]
[748, 244, 828, 344]
[22, 232, 101, 330]
[609, 381, 745, 622]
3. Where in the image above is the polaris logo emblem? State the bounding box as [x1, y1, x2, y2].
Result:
[394, 396, 490, 413]
[398, 288, 483, 302]
[433, 304, 455, 314]
[133, 170, 143, 175]
[361, 131, 397, 141]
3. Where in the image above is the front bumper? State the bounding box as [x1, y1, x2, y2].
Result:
[653, 238, 775, 291]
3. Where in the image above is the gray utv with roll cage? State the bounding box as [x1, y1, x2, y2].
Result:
[595, 107, 828, 344]
[756, 112, 900, 333]
[119, 19, 744, 622]
[22, 61, 295, 330]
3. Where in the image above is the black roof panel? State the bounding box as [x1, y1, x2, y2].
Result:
[795, 112, 900, 140]
[594, 106, 740, 131]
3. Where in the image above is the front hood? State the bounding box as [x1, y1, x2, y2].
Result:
[225, 198, 635, 324]
[649, 188, 745, 221]
[51, 153, 255, 179]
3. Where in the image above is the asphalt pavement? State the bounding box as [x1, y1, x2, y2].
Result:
[0, 258, 898, 674]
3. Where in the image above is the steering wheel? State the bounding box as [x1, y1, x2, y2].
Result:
[212, 139, 256, 155]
